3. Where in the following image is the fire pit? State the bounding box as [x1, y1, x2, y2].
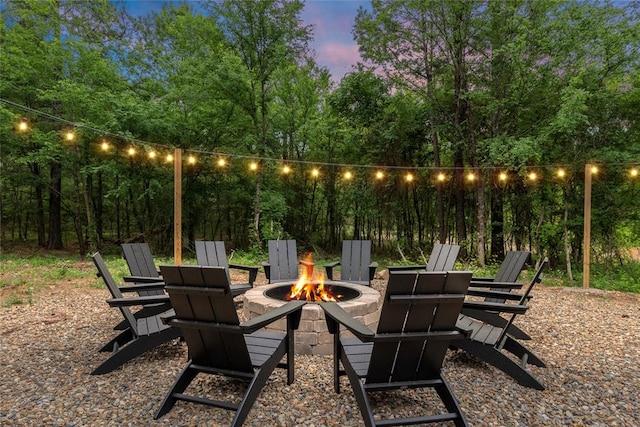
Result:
[243, 282, 380, 355]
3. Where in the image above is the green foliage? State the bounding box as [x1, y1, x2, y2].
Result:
[584, 262, 640, 293]
[2, 294, 25, 308]
[1, 0, 638, 282]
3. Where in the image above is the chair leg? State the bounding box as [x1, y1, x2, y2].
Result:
[502, 336, 546, 367]
[434, 375, 469, 427]
[451, 339, 545, 390]
[155, 362, 199, 419]
[232, 341, 286, 427]
[92, 328, 180, 375]
[99, 329, 133, 352]
[342, 358, 375, 427]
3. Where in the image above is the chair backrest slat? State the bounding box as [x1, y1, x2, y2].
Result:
[268, 240, 298, 282]
[367, 270, 471, 384]
[494, 251, 531, 282]
[486, 250, 531, 303]
[497, 258, 548, 345]
[425, 244, 460, 272]
[161, 265, 253, 372]
[92, 252, 138, 336]
[122, 243, 159, 278]
[195, 241, 232, 282]
[340, 240, 372, 283]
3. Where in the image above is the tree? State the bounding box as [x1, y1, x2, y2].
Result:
[206, 0, 312, 245]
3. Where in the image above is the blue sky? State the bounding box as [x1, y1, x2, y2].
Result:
[123, 0, 370, 81]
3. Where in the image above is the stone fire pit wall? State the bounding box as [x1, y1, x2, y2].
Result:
[242, 283, 381, 355]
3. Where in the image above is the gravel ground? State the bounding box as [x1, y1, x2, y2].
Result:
[1, 270, 639, 427]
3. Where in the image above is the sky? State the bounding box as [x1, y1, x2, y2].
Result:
[123, 0, 370, 81]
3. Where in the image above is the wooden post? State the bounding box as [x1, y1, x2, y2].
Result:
[174, 148, 182, 265]
[583, 163, 592, 288]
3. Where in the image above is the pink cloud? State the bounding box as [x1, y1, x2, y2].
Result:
[319, 42, 361, 67]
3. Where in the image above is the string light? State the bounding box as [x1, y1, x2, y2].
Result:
[217, 158, 227, 167]
[467, 172, 476, 182]
[5, 99, 636, 183]
[127, 147, 136, 156]
[187, 155, 196, 165]
[343, 171, 353, 180]
[282, 165, 292, 175]
[100, 140, 109, 151]
[166, 153, 174, 163]
[249, 161, 258, 171]
[311, 168, 320, 178]
[148, 150, 157, 160]
[528, 171, 538, 181]
[405, 173, 414, 183]
[437, 172, 446, 182]
[17, 118, 28, 131]
[498, 172, 508, 182]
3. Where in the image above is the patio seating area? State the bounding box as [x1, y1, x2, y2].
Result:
[1, 264, 638, 426]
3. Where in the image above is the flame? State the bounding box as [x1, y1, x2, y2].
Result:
[287, 253, 341, 302]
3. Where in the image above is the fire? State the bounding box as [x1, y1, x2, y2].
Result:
[287, 253, 341, 302]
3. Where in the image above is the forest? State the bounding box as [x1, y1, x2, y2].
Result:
[1, 0, 639, 285]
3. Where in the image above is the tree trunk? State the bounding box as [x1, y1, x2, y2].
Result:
[490, 187, 505, 259]
[252, 174, 261, 245]
[475, 177, 486, 266]
[47, 161, 63, 249]
[30, 163, 46, 247]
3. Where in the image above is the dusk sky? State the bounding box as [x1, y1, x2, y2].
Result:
[124, 0, 371, 81]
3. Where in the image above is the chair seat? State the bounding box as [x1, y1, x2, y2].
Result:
[246, 330, 287, 366]
[456, 314, 503, 346]
[136, 309, 175, 336]
[341, 338, 373, 378]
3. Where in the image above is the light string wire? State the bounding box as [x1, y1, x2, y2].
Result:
[3, 98, 639, 173]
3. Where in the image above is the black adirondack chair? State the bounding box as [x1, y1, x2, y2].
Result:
[324, 240, 378, 286]
[471, 250, 530, 287]
[114, 243, 168, 330]
[195, 240, 258, 296]
[463, 251, 532, 340]
[321, 269, 472, 427]
[121, 242, 165, 289]
[452, 258, 549, 390]
[262, 239, 298, 283]
[91, 252, 180, 375]
[155, 265, 305, 425]
[388, 243, 460, 272]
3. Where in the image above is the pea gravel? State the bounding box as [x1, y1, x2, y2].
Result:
[1, 271, 639, 426]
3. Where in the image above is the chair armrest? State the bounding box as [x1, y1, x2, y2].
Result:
[469, 280, 523, 289]
[107, 295, 171, 307]
[118, 282, 166, 293]
[467, 288, 530, 301]
[241, 300, 306, 333]
[320, 302, 375, 342]
[160, 315, 177, 326]
[229, 264, 259, 285]
[123, 275, 164, 284]
[463, 300, 529, 314]
[471, 277, 494, 282]
[387, 265, 427, 272]
[324, 261, 340, 281]
[262, 262, 271, 282]
[368, 262, 378, 281]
